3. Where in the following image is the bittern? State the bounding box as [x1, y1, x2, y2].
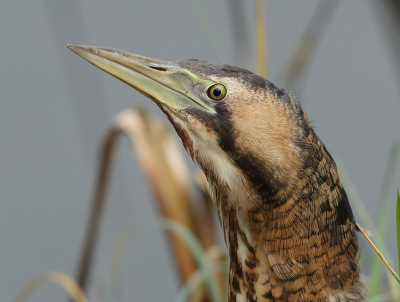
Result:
[68, 44, 366, 302]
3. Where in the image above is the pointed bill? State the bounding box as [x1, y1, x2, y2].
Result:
[67, 44, 215, 113]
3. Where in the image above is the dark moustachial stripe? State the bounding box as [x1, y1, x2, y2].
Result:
[186, 92, 357, 229]
[172, 61, 361, 301]
[186, 105, 283, 203]
[186, 91, 319, 209]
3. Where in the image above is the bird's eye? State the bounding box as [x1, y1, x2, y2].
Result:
[207, 84, 227, 101]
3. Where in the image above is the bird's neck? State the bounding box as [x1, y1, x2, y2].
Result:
[204, 132, 365, 302]
[224, 187, 364, 302]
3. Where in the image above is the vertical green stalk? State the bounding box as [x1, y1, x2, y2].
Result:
[369, 140, 400, 298]
[396, 189, 400, 276]
[109, 219, 223, 302]
[337, 160, 400, 296]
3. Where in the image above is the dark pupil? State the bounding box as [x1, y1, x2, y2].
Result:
[213, 88, 222, 97]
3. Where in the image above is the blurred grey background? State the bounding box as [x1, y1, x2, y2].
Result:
[1, 1, 400, 301]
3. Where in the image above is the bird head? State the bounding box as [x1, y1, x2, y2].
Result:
[67, 44, 311, 212]
[68, 44, 364, 301]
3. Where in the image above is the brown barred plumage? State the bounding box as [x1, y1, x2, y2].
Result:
[68, 45, 366, 302]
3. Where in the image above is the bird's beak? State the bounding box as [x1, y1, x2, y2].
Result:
[67, 44, 215, 113]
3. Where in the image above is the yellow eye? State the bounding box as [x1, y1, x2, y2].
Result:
[207, 84, 227, 101]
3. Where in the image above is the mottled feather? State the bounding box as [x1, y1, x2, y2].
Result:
[161, 60, 365, 302]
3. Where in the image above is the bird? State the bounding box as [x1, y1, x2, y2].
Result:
[67, 44, 366, 302]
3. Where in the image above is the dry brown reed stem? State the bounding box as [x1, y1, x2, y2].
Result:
[113, 108, 198, 283]
[194, 171, 228, 301]
[356, 223, 400, 284]
[74, 107, 227, 300]
[194, 172, 218, 249]
[255, 0, 267, 78]
[75, 123, 119, 293]
[116, 109, 228, 301]
[74, 107, 199, 290]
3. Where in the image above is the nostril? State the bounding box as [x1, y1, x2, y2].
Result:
[150, 66, 168, 72]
